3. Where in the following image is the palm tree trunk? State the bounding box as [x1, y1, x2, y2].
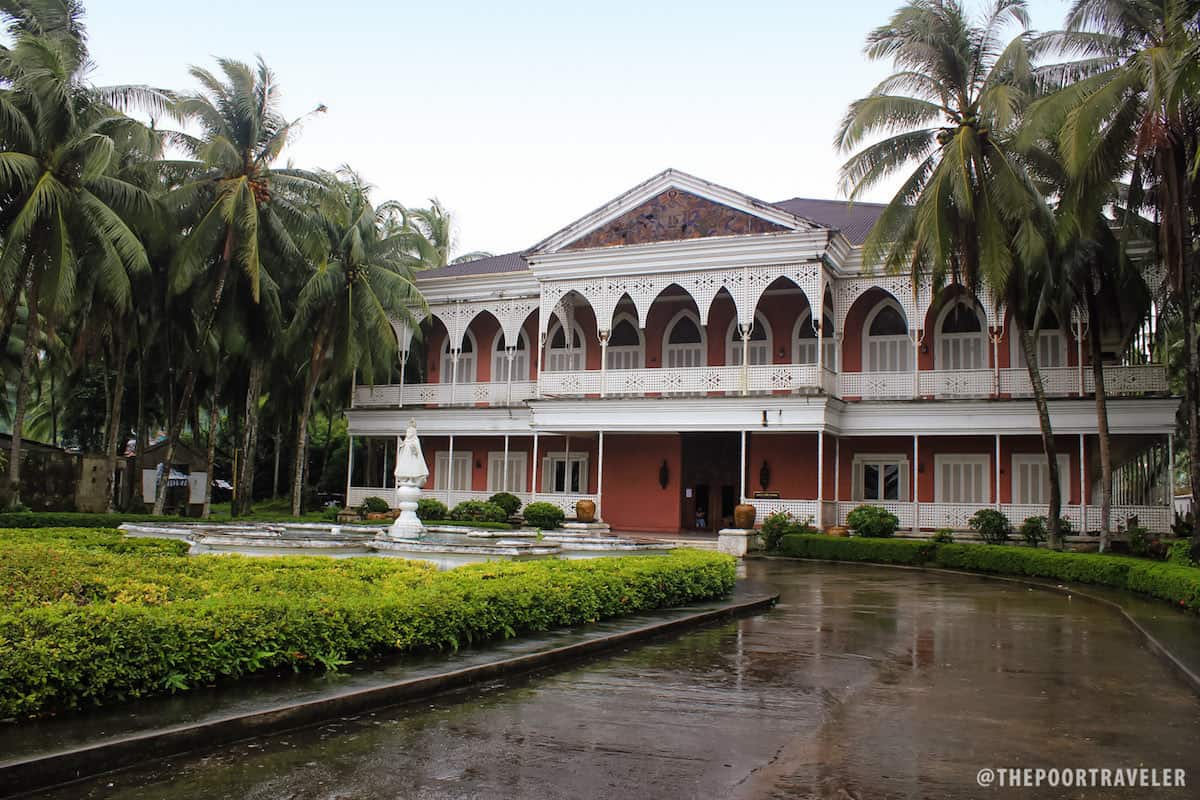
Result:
[5, 283, 39, 509]
[290, 335, 326, 517]
[1184, 256, 1200, 556]
[104, 332, 130, 513]
[234, 358, 264, 516]
[202, 393, 218, 519]
[0, 254, 33, 363]
[152, 232, 236, 514]
[1085, 284, 1112, 551]
[1021, 329, 1063, 549]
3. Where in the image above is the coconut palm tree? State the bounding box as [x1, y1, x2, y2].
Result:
[285, 169, 422, 516]
[1032, 0, 1200, 548]
[150, 56, 326, 514]
[398, 198, 492, 269]
[0, 10, 159, 508]
[837, 0, 1070, 544]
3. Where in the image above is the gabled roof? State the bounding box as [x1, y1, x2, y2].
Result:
[771, 197, 886, 246]
[417, 251, 528, 280]
[530, 168, 825, 254]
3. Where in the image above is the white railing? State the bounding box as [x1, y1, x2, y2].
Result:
[540, 364, 826, 397]
[532, 493, 600, 517]
[998, 367, 1079, 397]
[747, 498, 821, 523]
[838, 371, 914, 399]
[918, 369, 994, 398]
[836, 501, 916, 529]
[918, 502, 986, 530]
[822, 500, 1172, 533]
[1084, 504, 1174, 533]
[1085, 364, 1168, 395]
[347, 488, 599, 520]
[353, 381, 537, 407]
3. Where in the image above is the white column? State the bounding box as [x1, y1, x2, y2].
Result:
[532, 431, 540, 497]
[1079, 433, 1087, 530]
[740, 430, 747, 502]
[913, 433, 919, 531]
[1168, 432, 1175, 509]
[564, 434, 571, 494]
[350, 370, 357, 408]
[446, 434, 454, 504]
[506, 347, 515, 406]
[599, 332, 609, 398]
[394, 435, 401, 501]
[345, 435, 355, 505]
[816, 316, 824, 377]
[834, 436, 841, 524]
[994, 433, 1001, 509]
[912, 330, 920, 397]
[740, 322, 752, 395]
[817, 429, 825, 528]
[449, 350, 459, 407]
[597, 430, 605, 520]
[1076, 318, 1085, 395]
[398, 349, 407, 407]
[503, 434, 510, 493]
[991, 331, 1001, 396]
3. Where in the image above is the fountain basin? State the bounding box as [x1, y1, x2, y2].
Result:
[119, 521, 673, 568]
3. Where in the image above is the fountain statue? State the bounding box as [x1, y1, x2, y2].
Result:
[386, 419, 429, 540]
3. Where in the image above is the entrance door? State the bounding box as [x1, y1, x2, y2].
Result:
[680, 433, 741, 533]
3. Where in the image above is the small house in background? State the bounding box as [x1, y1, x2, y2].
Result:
[119, 440, 209, 515]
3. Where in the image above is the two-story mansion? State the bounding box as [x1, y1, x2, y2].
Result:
[346, 170, 1176, 535]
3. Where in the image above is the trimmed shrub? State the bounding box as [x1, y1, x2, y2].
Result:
[359, 496, 391, 514]
[931, 528, 954, 544]
[523, 501, 565, 530]
[777, 534, 934, 565]
[449, 500, 507, 524]
[759, 512, 816, 552]
[969, 508, 1011, 544]
[846, 505, 898, 538]
[0, 529, 735, 718]
[415, 498, 449, 521]
[0, 512, 194, 529]
[487, 492, 522, 517]
[420, 519, 513, 531]
[1019, 516, 1047, 547]
[1168, 540, 1197, 568]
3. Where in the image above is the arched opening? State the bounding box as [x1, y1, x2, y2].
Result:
[546, 320, 587, 371]
[794, 308, 837, 368]
[606, 313, 645, 370]
[1011, 311, 1068, 368]
[936, 299, 987, 370]
[726, 312, 771, 366]
[492, 328, 530, 382]
[440, 329, 478, 383]
[863, 300, 910, 372]
[664, 310, 706, 368]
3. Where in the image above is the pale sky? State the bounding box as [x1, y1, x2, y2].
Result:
[87, 0, 1071, 257]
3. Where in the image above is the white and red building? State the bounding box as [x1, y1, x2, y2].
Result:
[346, 170, 1176, 535]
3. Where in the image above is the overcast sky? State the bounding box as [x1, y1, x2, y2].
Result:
[88, 0, 1071, 257]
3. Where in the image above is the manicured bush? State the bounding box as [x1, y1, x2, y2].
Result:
[931, 528, 954, 544]
[969, 508, 1011, 544]
[1168, 539, 1197, 568]
[0, 512, 194, 529]
[0, 528, 735, 718]
[1019, 516, 1047, 547]
[487, 492, 522, 517]
[776, 534, 935, 565]
[759, 512, 816, 551]
[846, 504, 898, 538]
[449, 500, 507, 524]
[359, 496, 391, 514]
[523, 501, 565, 530]
[415, 498, 449, 521]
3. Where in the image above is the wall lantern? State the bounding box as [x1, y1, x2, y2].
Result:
[658, 460, 670, 489]
[759, 460, 771, 491]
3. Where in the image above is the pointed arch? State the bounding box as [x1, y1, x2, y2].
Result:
[606, 311, 645, 369]
[862, 297, 911, 373]
[726, 311, 772, 365]
[663, 308, 707, 368]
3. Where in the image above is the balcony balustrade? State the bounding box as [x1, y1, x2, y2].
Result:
[350, 364, 1168, 408]
[345, 487, 599, 517]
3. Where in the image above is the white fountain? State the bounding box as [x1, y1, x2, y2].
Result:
[384, 419, 428, 540]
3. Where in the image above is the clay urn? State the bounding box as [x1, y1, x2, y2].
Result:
[575, 499, 596, 523]
[733, 503, 756, 530]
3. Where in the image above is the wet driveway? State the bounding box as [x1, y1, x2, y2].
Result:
[34, 560, 1200, 799]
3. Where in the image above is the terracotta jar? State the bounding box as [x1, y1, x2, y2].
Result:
[576, 499, 596, 523]
[733, 503, 756, 530]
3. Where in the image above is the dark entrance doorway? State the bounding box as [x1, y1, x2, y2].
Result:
[680, 433, 740, 533]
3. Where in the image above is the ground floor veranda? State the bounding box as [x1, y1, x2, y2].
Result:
[345, 426, 1175, 535]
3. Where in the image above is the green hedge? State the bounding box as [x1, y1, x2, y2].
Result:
[776, 534, 935, 565]
[0, 512, 197, 529]
[0, 528, 734, 718]
[775, 534, 1200, 613]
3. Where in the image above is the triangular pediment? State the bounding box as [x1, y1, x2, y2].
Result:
[531, 169, 824, 254]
